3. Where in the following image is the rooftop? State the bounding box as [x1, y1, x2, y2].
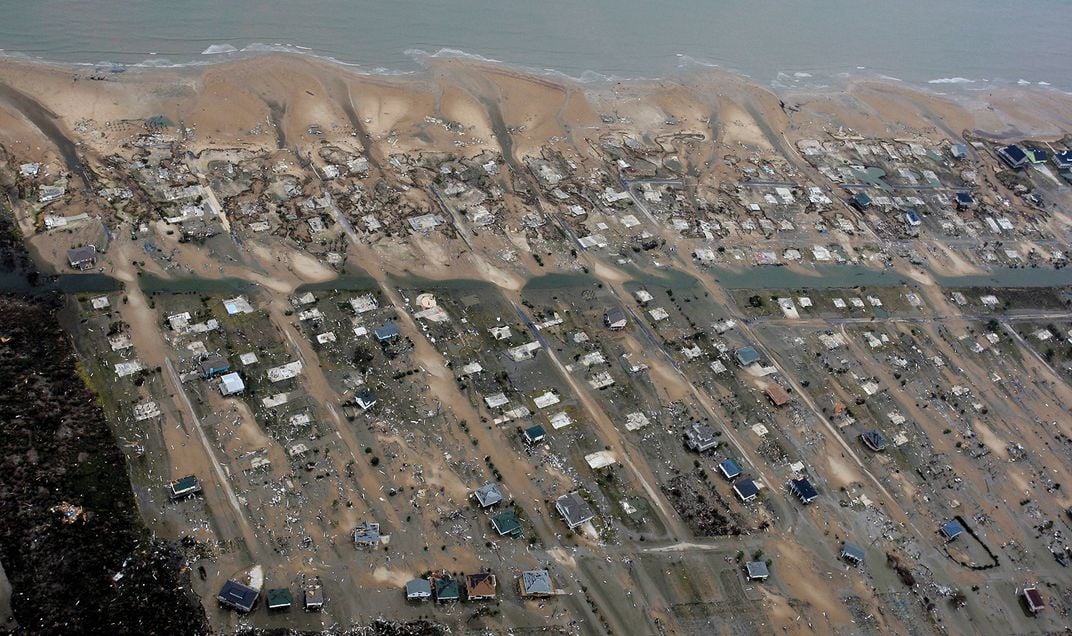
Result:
[217, 580, 259, 613]
[719, 458, 742, 479]
[745, 561, 769, 580]
[519, 570, 553, 596]
[474, 482, 504, 508]
[556, 492, 595, 529]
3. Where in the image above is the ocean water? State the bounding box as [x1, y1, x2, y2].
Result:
[0, 0, 1069, 91]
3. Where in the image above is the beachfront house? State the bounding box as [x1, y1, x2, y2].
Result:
[555, 492, 594, 530]
[218, 580, 259, 613]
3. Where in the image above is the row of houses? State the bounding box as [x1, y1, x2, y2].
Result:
[403, 569, 556, 602]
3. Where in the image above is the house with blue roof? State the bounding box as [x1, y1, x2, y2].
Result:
[719, 458, 742, 480]
[997, 144, 1028, 169]
[941, 519, 964, 541]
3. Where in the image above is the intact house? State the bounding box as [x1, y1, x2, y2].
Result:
[523, 424, 546, 445]
[405, 579, 432, 602]
[735, 346, 761, 367]
[745, 561, 770, 581]
[405, 578, 432, 602]
[168, 475, 202, 499]
[940, 519, 964, 541]
[199, 354, 231, 378]
[788, 477, 818, 504]
[555, 492, 595, 530]
[218, 580, 259, 613]
[840, 543, 865, 566]
[465, 572, 497, 601]
[490, 509, 523, 537]
[518, 570, 553, 598]
[374, 321, 400, 343]
[219, 372, 245, 396]
[997, 144, 1028, 169]
[850, 191, 872, 211]
[603, 307, 627, 331]
[66, 245, 98, 270]
[860, 429, 888, 452]
[955, 192, 974, 210]
[266, 588, 292, 611]
[733, 478, 759, 502]
[1023, 587, 1045, 614]
[684, 422, 719, 453]
[764, 384, 790, 407]
[432, 575, 460, 602]
[719, 458, 742, 480]
[473, 482, 504, 508]
[353, 521, 381, 548]
[1053, 149, 1072, 170]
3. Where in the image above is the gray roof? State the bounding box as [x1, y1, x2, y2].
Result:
[604, 307, 627, 327]
[556, 492, 594, 528]
[474, 482, 504, 507]
[841, 543, 866, 563]
[405, 579, 432, 598]
[685, 422, 718, 452]
[745, 561, 769, 579]
[66, 245, 97, 265]
[520, 570, 553, 596]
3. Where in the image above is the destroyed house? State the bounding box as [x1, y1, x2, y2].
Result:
[168, 475, 202, 499]
[464, 572, 497, 600]
[353, 521, 381, 547]
[304, 587, 324, 611]
[684, 422, 719, 453]
[997, 144, 1028, 169]
[66, 245, 98, 270]
[519, 570, 553, 597]
[1054, 150, 1072, 170]
[733, 478, 759, 502]
[603, 307, 627, 330]
[405, 578, 432, 601]
[788, 477, 818, 504]
[473, 482, 504, 508]
[555, 492, 594, 529]
[860, 430, 888, 452]
[218, 580, 259, 613]
[840, 543, 865, 565]
[354, 388, 377, 411]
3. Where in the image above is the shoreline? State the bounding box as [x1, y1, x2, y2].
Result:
[2, 44, 1071, 105]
